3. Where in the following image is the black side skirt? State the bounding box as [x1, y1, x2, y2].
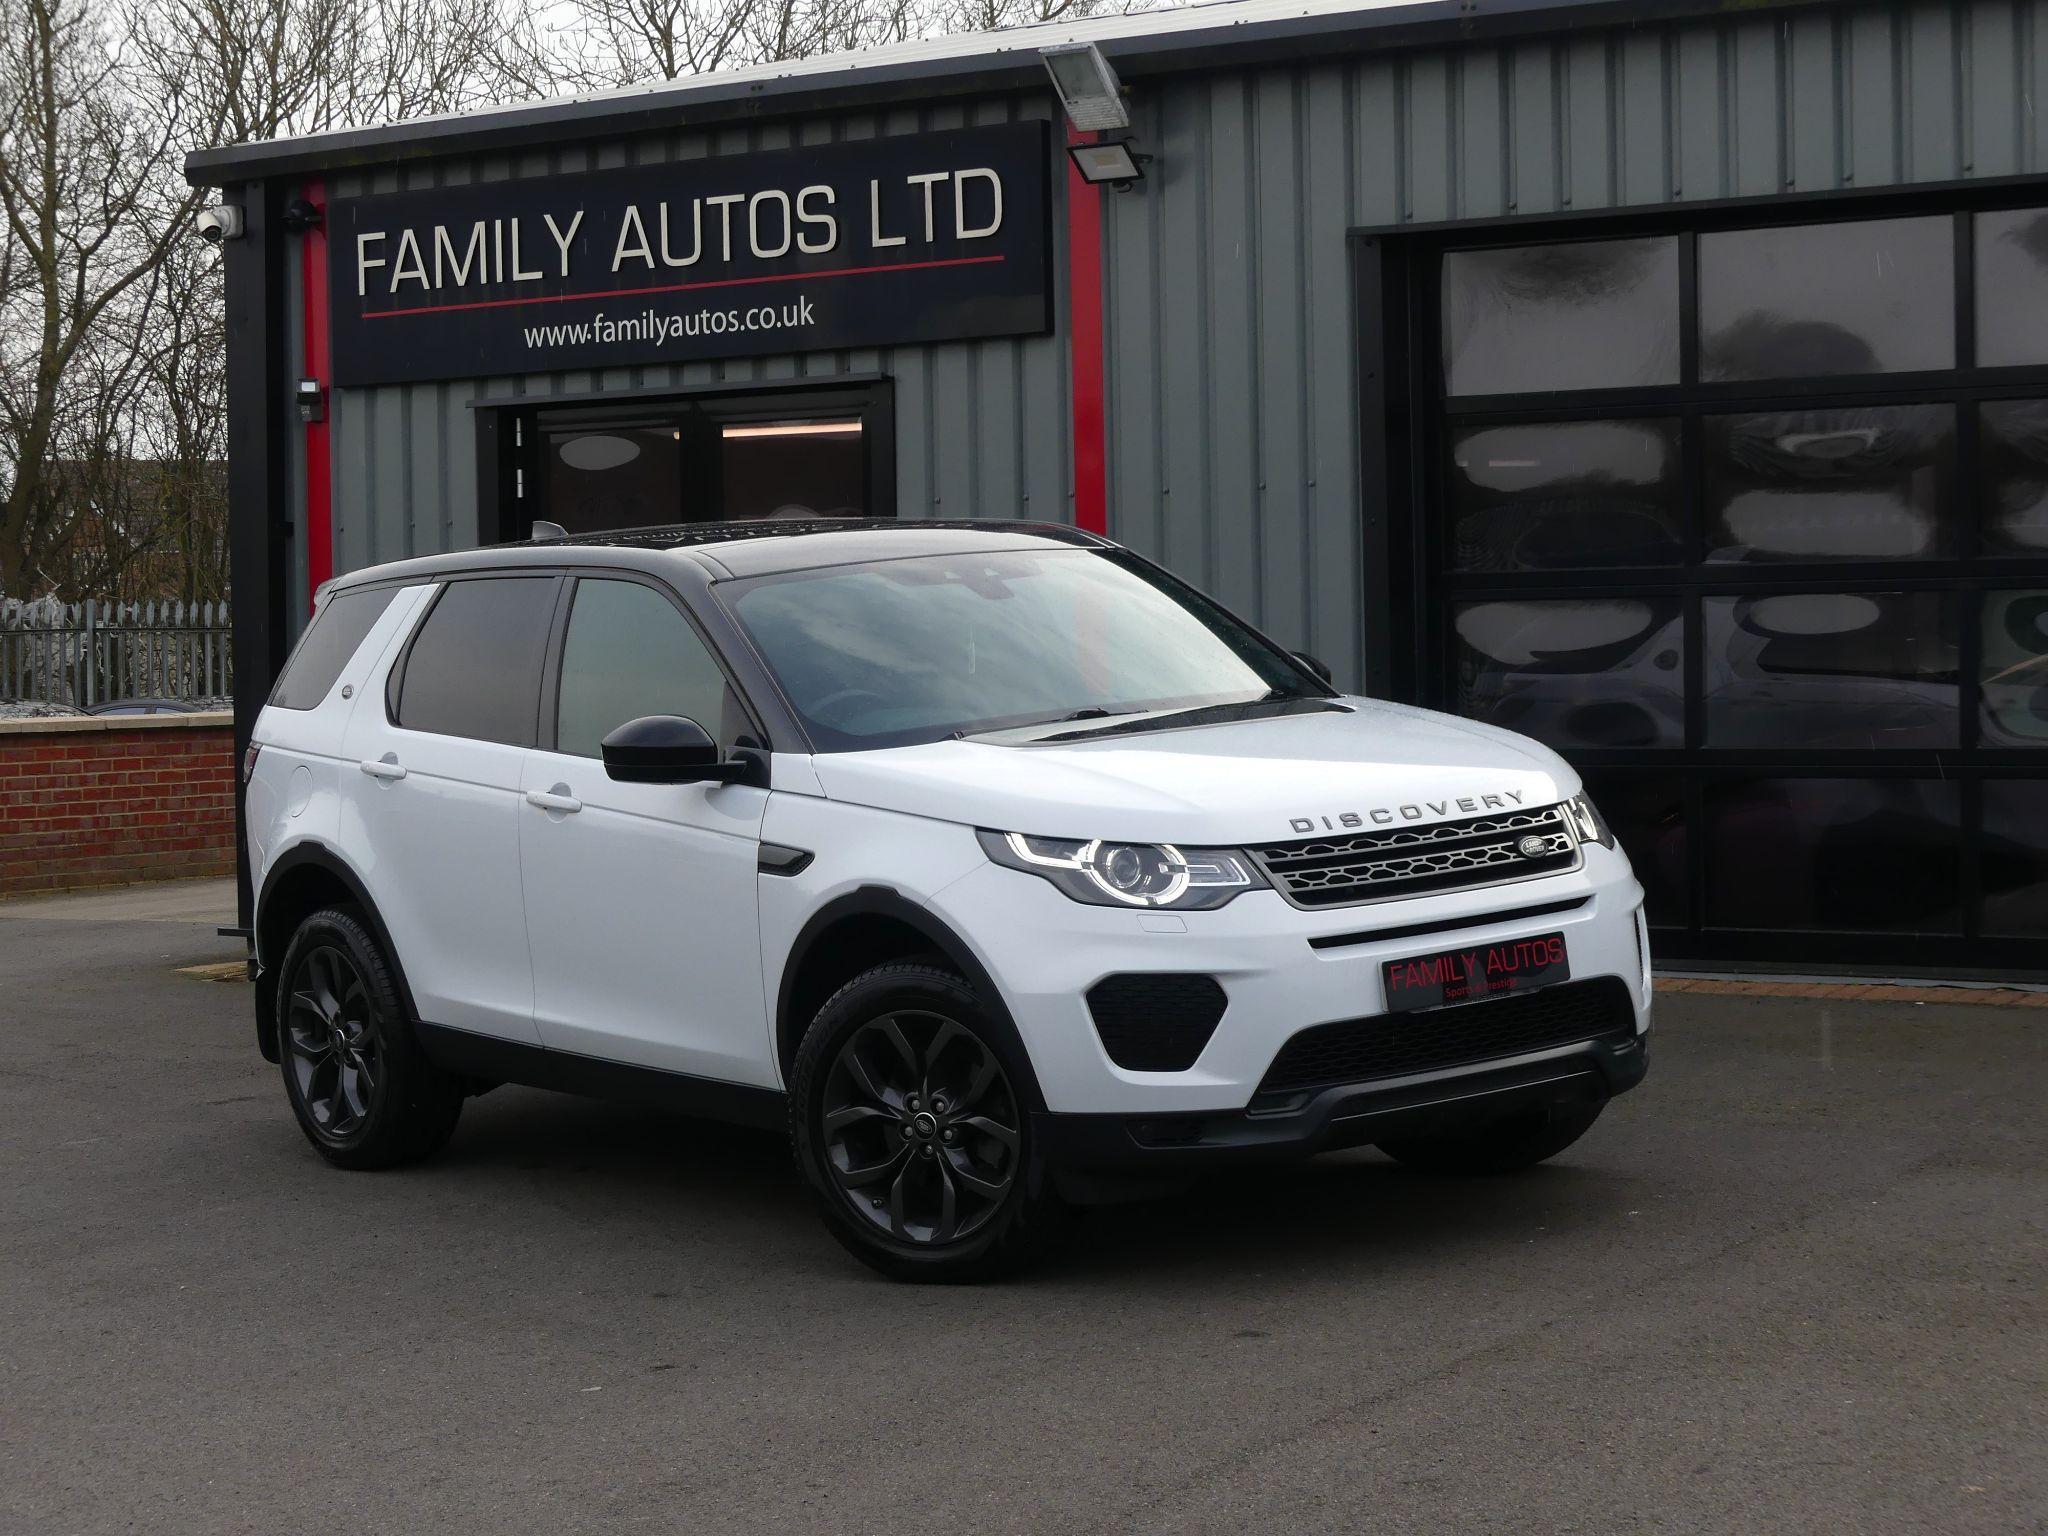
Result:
[417, 1022, 786, 1133]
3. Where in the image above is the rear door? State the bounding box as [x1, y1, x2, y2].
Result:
[341, 574, 561, 1045]
[518, 573, 774, 1086]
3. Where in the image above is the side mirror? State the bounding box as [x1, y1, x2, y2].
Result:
[1292, 651, 1335, 686]
[600, 715, 750, 785]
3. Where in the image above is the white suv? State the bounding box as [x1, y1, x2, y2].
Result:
[245, 521, 1650, 1280]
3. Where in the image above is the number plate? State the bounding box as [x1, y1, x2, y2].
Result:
[1381, 933, 1570, 1013]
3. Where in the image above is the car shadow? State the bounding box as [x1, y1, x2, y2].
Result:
[413, 1087, 1635, 1287]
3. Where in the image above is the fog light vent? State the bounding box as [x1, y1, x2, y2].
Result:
[1086, 974, 1227, 1071]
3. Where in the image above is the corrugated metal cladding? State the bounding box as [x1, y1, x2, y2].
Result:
[318, 0, 2048, 688]
[1102, 0, 2048, 684]
[314, 96, 1073, 595]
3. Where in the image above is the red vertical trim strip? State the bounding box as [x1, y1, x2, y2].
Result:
[1065, 127, 1109, 537]
[298, 180, 333, 610]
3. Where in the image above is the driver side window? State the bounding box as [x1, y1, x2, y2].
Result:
[554, 578, 744, 759]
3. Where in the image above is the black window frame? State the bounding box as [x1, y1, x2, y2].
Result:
[1355, 175, 2048, 978]
[475, 379, 895, 544]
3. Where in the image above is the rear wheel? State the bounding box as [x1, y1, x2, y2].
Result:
[276, 907, 463, 1170]
[789, 963, 1066, 1282]
[1377, 1101, 1605, 1176]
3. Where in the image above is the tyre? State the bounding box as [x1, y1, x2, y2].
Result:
[1377, 1101, 1605, 1176]
[275, 906, 463, 1170]
[789, 962, 1067, 1283]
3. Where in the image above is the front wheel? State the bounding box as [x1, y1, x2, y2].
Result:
[1377, 1101, 1605, 1176]
[789, 963, 1067, 1282]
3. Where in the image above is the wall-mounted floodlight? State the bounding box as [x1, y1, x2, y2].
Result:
[1041, 42, 1129, 133]
[1067, 140, 1148, 189]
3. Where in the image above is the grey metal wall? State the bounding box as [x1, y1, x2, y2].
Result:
[308, 1, 2048, 689]
[309, 94, 1073, 618]
[1101, 0, 2048, 685]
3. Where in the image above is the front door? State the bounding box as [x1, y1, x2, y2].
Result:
[518, 574, 775, 1087]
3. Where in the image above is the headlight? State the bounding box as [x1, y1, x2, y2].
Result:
[977, 830, 1266, 910]
[1562, 792, 1614, 849]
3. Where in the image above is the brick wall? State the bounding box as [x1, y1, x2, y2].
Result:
[0, 712, 236, 899]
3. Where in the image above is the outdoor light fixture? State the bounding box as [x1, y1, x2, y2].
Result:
[295, 379, 326, 424]
[1067, 140, 1148, 189]
[1040, 42, 1129, 132]
[281, 198, 324, 235]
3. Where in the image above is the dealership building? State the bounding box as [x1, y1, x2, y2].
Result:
[187, 0, 2048, 975]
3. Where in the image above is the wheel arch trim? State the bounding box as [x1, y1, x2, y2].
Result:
[255, 841, 422, 1060]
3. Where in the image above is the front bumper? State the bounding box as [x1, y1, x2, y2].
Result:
[1035, 1027, 1646, 1180]
[928, 842, 1651, 1116]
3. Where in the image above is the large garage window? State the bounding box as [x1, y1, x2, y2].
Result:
[1413, 201, 2048, 973]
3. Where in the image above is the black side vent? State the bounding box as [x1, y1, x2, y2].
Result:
[1086, 974, 1229, 1072]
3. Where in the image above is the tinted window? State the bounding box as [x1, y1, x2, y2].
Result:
[1704, 405, 1954, 562]
[1700, 216, 1954, 381]
[1442, 237, 1679, 396]
[1452, 598, 1684, 750]
[1702, 591, 1959, 749]
[1975, 208, 2048, 367]
[395, 577, 556, 746]
[1979, 400, 2048, 554]
[1980, 590, 2048, 747]
[269, 586, 400, 710]
[1982, 780, 2048, 936]
[554, 579, 743, 759]
[1448, 419, 1681, 570]
[1704, 778, 1961, 933]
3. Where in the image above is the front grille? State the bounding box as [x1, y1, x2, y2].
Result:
[1254, 977, 1635, 1102]
[1249, 804, 1580, 909]
[1087, 974, 1228, 1072]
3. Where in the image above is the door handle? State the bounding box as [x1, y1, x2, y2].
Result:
[526, 785, 583, 814]
[358, 755, 406, 781]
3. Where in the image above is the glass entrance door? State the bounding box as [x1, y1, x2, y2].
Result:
[514, 384, 890, 538]
[1414, 205, 2048, 974]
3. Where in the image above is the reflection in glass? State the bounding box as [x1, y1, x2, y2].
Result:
[1705, 405, 1953, 561]
[1975, 208, 2048, 367]
[1979, 400, 2048, 554]
[1699, 216, 1954, 381]
[1442, 237, 1680, 396]
[1982, 781, 2048, 937]
[1981, 591, 2048, 746]
[1703, 591, 1959, 749]
[1704, 778, 1961, 933]
[1454, 598, 1683, 749]
[540, 426, 681, 534]
[1448, 420, 1682, 571]
[1580, 773, 1688, 925]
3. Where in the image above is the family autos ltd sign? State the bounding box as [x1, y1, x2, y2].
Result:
[326, 123, 1052, 387]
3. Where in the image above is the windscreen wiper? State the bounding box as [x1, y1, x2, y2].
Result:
[1029, 694, 1343, 744]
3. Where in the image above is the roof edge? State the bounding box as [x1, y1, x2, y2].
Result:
[184, 0, 1832, 187]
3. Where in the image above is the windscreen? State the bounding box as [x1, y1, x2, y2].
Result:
[723, 548, 1319, 750]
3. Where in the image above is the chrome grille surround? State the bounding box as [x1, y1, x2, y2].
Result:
[1248, 803, 1582, 910]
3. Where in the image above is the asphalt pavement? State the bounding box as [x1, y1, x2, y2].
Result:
[1, 880, 2042, 1533]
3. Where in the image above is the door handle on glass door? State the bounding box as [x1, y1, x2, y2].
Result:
[359, 755, 406, 781]
[526, 785, 583, 814]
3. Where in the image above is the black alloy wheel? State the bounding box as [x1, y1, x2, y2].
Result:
[284, 944, 382, 1139]
[820, 1010, 1021, 1246]
[273, 906, 464, 1170]
[790, 962, 1067, 1281]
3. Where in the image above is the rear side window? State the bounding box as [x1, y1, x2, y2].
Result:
[393, 577, 557, 746]
[269, 586, 400, 710]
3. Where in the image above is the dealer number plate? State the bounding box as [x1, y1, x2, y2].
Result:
[1381, 933, 1570, 1013]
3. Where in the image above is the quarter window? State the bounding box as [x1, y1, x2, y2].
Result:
[553, 578, 743, 759]
[393, 577, 557, 746]
[270, 586, 400, 710]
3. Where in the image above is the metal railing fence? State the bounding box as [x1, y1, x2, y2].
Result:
[1, 598, 232, 708]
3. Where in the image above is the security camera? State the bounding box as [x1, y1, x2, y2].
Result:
[195, 205, 245, 243]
